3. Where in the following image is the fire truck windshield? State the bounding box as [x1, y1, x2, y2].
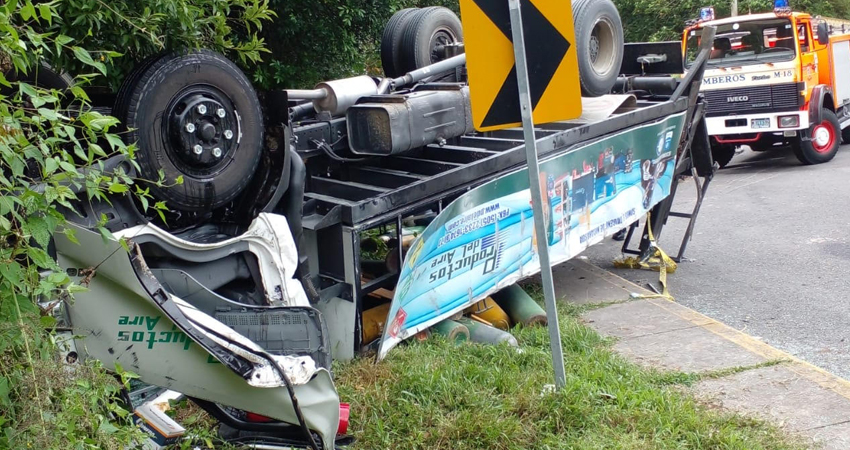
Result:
[686, 17, 797, 68]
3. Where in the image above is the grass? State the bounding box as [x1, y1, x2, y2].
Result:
[334, 284, 806, 450]
[649, 360, 791, 387]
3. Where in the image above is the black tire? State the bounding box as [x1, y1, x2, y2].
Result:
[4, 62, 73, 91]
[398, 6, 463, 75]
[711, 143, 736, 169]
[792, 109, 841, 165]
[842, 123, 850, 145]
[381, 8, 419, 78]
[121, 50, 263, 212]
[113, 53, 169, 130]
[3, 63, 73, 111]
[3, 63, 73, 177]
[571, 0, 624, 97]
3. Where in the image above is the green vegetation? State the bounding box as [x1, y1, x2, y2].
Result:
[0, 1, 146, 445]
[335, 291, 804, 450]
[361, 227, 392, 262]
[19, 0, 461, 90]
[650, 359, 790, 387]
[0, 1, 272, 448]
[45, 0, 274, 89]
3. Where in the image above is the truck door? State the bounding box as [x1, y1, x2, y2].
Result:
[809, 20, 833, 86]
[797, 19, 818, 100]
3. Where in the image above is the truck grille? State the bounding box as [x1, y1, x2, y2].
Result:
[704, 82, 802, 116]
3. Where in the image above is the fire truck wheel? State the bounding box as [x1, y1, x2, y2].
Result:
[120, 50, 263, 212]
[398, 7, 463, 74]
[792, 108, 841, 165]
[710, 143, 736, 169]
[381, 8, 419, 78]
[572, 0, 624, 97]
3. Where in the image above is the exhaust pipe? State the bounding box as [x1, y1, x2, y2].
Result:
[285, 75, 378, 117]
[285, 54, 468, 117]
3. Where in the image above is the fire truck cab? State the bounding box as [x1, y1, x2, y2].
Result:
[684, 6, 850, 166]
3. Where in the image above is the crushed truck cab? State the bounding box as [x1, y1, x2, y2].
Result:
[684, 8, 850, 166]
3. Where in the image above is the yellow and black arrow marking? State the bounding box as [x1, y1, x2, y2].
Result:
[460, 0, 582, 131]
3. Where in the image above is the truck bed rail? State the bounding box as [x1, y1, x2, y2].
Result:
[304, 97, 690, 228]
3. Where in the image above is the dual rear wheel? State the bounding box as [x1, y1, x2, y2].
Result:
[380, 1, 625, 97]
[381, 7, 464, 78]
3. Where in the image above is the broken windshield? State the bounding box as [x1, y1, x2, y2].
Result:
[686, 17, 797, 68]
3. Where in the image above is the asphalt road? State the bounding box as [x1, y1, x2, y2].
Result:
[584, 143, 850, 379]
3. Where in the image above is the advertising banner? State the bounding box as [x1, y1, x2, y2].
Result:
[378, 112, 687, 359]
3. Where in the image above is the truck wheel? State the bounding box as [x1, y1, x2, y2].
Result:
[120, 50, 263, 212]
[381, 8, 419, 78]
[398, 7, 463, 74]
[571, 0, 624, 97]
[792, 109, 841, 165]
[3, 63, 73, 179]
[113, 53, 168, 128]
[711, 143, 736, 169]
[4, 62, 72, 91]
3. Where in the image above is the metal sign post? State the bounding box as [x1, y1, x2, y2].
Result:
[507, 0, 567, 388]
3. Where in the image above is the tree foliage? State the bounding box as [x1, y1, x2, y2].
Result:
[39, 0, 274, 90]
[0, 1, 272, 448]
[0, 3, 149, 448]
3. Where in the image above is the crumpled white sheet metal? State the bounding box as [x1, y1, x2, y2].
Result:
[116, 213, 308, 307]
[578, 94, 638, 123]
[174, 298, 318, 387]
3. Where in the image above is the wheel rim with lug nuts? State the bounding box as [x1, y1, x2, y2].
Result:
[812, 121, 835, 154]
[429, 27, 458, 64]
[589, 17, 617, 77]
[165, 86, 239, 173]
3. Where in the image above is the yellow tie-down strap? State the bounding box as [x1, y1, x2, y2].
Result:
[613, 212, 677, 300]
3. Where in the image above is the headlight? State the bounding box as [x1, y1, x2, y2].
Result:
[778, 115, 799, 128]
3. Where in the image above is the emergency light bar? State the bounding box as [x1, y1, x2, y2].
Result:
[686, 6, 714, 26]
[774, 0, 792, 15]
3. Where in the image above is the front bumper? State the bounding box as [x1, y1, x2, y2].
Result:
[705, 111, 808, 136]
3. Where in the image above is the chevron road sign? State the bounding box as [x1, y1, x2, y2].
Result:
[459, 0, 582, 131]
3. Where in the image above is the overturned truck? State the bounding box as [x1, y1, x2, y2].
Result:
[47, 3, 716, 449]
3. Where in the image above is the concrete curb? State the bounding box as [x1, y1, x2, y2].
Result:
[585, 260, 850, 402]
[550, 258, 850, 448]
[645, 295, 850, 403]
